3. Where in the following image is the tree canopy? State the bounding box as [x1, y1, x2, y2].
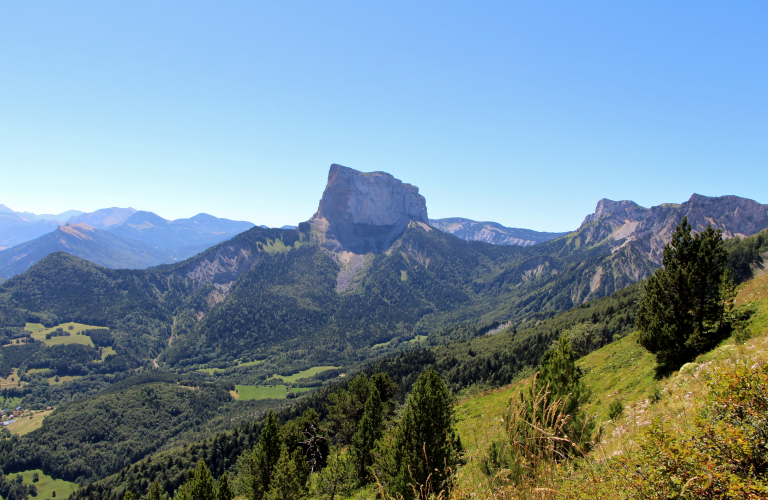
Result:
[637, 217, 732, 371]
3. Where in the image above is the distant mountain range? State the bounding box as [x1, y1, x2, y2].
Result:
[429, 218, 568, 246]
[0, 205, 137, 249]
[0, 206, 255, 278]
[3, 164, 765, 374]
[0, 223, 174, 278]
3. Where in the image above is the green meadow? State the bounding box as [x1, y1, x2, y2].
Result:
[268, 365, 337, 384]
[233, 385, 314, 401]
[7, 468, 79, 499]
[24, 322, 109, 348]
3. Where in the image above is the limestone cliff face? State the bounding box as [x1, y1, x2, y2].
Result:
[310, 164, 429, 253]
[581, 199, 650, 227]
[565, 193, 768, 304]
[578, 193, 768, 266]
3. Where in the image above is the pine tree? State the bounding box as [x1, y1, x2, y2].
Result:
[324, 375, 374, 444]
[350, 386, 384, 484]
[264, 445, 306, 500]
[123, 492, 135, 500]
[389, 369, 461, 499]
[235, 410, 282, 500]
[637, 217, 731, 370]
[147, 480, 166, 500]
[216, 472, 233, 500]
[188, 461, 216, 500]
[172, 484, 192, 500]
[314, 447, 355, 500]
[532, 333, 594, 452]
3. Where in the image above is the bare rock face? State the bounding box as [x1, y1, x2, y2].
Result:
[310, 164, 429, 253]
[580, 193, 768, 265]
[581, 199, 650, 227]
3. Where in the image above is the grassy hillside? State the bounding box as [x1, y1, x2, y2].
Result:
[450, 273, 768, 498]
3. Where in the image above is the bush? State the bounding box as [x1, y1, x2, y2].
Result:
[608, 400, 624, 421]
[619, 361, 768, 499]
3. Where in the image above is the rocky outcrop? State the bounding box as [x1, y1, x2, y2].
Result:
[579, 194, 768, 265]
[430, 217, 568, 246]
[171, 243, 261, 290]
[581, 199, 650, 228]
[549, 193, 768, 305]
[309, 164, 429, 254]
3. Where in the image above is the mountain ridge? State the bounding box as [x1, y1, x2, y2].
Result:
[0, 223, 175, 277]
[1, 165, 766, 375]
[0, 209, 256, 278]
[430, 217, 568, 246]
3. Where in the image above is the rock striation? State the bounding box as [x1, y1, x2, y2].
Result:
[578, 193, 768, 265]
[309, 164, 430, 253]
[581, 199, 650, 227]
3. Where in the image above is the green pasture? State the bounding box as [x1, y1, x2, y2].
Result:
[24, 322, 108, 348]
[268, 365, 337, 384]
[7, 468, 79, 499]
[198, 358, 264, 375]
[408, 335, 428, 343]
[233, 385, 314, 401]
[234, 385, 289, 400]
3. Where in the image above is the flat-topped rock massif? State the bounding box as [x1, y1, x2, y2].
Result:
[310, 164, 430, 253]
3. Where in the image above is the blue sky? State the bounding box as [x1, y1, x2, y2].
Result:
[1, 1, 766, 231]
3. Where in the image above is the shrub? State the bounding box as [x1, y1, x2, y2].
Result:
[608, 400, 624, 421]
[618, 361, 768, 499]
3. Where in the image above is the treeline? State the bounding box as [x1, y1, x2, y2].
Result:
[74, 369, 462, 500]
[61, 279, 650, 498]
[0, 470, 37, 500]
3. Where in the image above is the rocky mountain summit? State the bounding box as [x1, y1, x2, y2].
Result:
[581, 199, 650, 227]
[310, 164, 430, 253]
[430, 217, 568, 246]
[580, 193, 768, 264]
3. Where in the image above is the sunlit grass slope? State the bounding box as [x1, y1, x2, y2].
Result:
[450, 273, 768, 499]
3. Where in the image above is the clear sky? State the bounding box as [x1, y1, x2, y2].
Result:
[1, 1, 766, 231]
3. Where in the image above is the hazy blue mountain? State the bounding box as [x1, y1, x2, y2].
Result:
[0, 205, 255, 273]
[0, 210, 61, 249]
[68, 207, 137, 228]
[107, 211, 255, 260]
[0, 204, 85, 221]
[18, 209, 84, 221]
[430, 217, 569, 246]
[0, 223, 174, 278]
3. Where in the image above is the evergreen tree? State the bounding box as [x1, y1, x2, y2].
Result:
[264, 445, 306, 500]
[172, 484, 192, 500]
[350, 386, 384, 484]
[532, 333, 594, 452]
[324, 375, 374, 445]
[188, 461, 216, 500]
[147, 480, 166, 500]
[388, 369, 461, 499]
[124, 492, 136, 500]
[235, 410, 282, 500]
[216, 473, 233, 500]
[314, 447, 355, 500]
[637, 217, 732, 370]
